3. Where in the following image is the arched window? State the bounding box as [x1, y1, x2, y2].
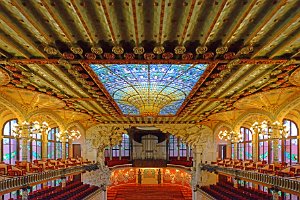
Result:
[31, 133, 42, 161]
[109, 134, 131, 158]
[48, 127, 59, 159]
[169, 135, 179, 157]
[2, 119, 18, 164]
[259, 128, 269, 163]
[238, 127, 252, 160]
[283, 119, 298, 165]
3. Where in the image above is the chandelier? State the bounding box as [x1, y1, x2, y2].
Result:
[250, 120, 289, 139]
[218, 130, 242, 143]
[12, 121, 50, 139]
[57, 130, 81, 141]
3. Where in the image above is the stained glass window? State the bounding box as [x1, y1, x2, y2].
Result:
[283, 119, 298, 165]
[238, 127, 252, 160]
[48, 127, 59, 159]
[32, 134, 42, 161]
[90, 64, 208, 115]
[110, 134, 130, 158]
[169, 135, 179, 157]
[2, 119, 18, 164]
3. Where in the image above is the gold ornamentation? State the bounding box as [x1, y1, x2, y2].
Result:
[289, 67, 300, 86]
[153, 46, 165, 54]
[91, 47, 103, 55]
[195, 46, 208, 54]
[174, 45, 186, 54]
[70, 46, 83, 55]
[237, 45, 253, 55]
[44, 46, 58, 55]
[112, 46, 124, 55]
[0, 68, 10, 86]
[133, 46, 145, 55]
[216, 46, 228, 55]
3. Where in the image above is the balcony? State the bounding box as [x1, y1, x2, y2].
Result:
[0, 163, 98, 195]
[200, 164, 300, 196]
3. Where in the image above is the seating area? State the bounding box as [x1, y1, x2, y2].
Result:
[0, 157, 92, 177]
[201, 181, 274, 200]
[107, 184, 192, 200]
[6, 180, 99, 200]
[168, 157, 193, 167]
[212, 159, 300, 177]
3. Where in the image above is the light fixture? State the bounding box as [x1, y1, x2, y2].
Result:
[218, 130, 242, 143]
[57, 130, 81, 141]
[250, 120, 289, 139]
[13, 121, 50, 139]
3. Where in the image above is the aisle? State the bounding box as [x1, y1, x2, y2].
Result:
[107, 184, 192, 200]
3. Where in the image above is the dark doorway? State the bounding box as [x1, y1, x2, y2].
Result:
[73, 144, 81, 158]
[218, 144, 227, 160]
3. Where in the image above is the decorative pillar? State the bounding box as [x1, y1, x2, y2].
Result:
[109, 146, 113, 160]
[166, 137, 169, 161]
[118, 144, 122, 160]
[177, 138, 180, 160]
[233, 142, 238, 160]
[21, 187, 29, 200]
[233, 178, 239, 188]
[69, 140, 73, 158]
[0, 135, 2, 162]
[42, 130, 48, 161]
[61, 139, 66, 159]
[61, 176, 66, 188]
[252, 132, 258, 162]
[21, 138, 29, 162]
[187, 145, 190, 161]
[272, 188, 280, 200]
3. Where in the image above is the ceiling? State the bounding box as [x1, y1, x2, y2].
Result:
[0, 0, 299, 125]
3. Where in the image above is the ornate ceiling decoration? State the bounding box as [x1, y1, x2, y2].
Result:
[0, 0, 299, 125]
[0, 68, 10, 86]
[90, 63, 208, 116]
[233, 87, 300, 113]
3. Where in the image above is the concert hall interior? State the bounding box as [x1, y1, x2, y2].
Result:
[0, 0, 300, 200]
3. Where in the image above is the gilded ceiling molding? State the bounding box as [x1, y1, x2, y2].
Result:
[289, 67, 300, 86]
[0, 67, 10, 86]
[233, 108, 275, 131]
[275, 95, 300, 122]
[86, 124, 129, 150]
[26, 109, 65, 130]
[0, 94, 25, 122]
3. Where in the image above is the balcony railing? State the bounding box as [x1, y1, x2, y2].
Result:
[0, 164, 98, 195]
[199, 164, 300, 194]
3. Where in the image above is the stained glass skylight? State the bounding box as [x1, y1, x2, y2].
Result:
[90, 64, 208, 116]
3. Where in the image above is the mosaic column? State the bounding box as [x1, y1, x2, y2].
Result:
[186, 145, 190, 161]
[69, 140, 73, 158]
[177, 138, 180, 160]
[21, 128, 30, 161]
[109, 146, 113, 160]
[61, 137, 66, 159]
[118, 144, 122, 160]
[252, 133, 258, 162]
[42, 129, 48, 160]
[233, 142, 238, 160]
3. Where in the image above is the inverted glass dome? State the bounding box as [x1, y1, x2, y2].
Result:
[90, 64, 208, 116]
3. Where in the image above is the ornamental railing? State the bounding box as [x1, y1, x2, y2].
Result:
[199, 164, 300, 194]
[0, 164, 98, 195]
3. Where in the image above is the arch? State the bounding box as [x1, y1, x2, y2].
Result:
[276, 95, 300, 121]
[0, 94, 25, 122]
[65, 121, 85, 136]
[26, 109, 65, 130]
[233, 108, 275, 131]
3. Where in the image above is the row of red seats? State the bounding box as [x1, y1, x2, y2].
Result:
[28, 181, 84, 200]
[217, 182, 272, 200]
